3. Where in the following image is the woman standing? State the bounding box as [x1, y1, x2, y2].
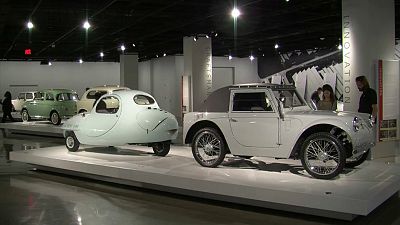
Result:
[317, 84, 337, 111]
[1, 91, 15, 122]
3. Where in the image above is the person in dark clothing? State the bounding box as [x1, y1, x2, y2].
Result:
[310, 87, 322, 105]
[1, 91, 15, 123]
[356, 76, 377, 118]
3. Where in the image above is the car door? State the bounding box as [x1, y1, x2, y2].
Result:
[228, 89, 280, 148]
[82, 95, 121, 137]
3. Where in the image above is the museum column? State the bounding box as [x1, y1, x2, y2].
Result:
[120, 54, 139, 89]
[183, 36, 212, 111]
[341, 0, 395, 111]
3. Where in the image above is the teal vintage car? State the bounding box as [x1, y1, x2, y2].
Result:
[21, 89, 79, 125]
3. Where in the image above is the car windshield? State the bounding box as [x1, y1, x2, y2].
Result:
[272, 89, 306, 108]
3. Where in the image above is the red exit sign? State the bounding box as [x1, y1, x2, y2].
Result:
[25, 49, 31, 55]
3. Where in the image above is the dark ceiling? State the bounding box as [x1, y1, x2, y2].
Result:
[0, 0, 397, 62]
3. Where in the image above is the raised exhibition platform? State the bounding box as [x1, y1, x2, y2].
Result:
[0, 121, 64, 137]
[10, 145, 400, 221]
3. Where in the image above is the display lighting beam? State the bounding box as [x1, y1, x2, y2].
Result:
[83, 21, 91, 29]
[231, 8, 241, 18]
[27, 21, 34, 29]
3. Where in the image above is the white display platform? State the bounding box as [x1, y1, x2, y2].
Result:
[10, 145, 400, 221]
[0, 121, 64, 137]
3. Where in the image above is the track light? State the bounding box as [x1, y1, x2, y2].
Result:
[274, 44, 279, 49]
[228, 55, 233, 60]
[100, 52, 104, 57]
[193, 36, 197, 42]
[163, 53, 167, 57]
[231, 8, 241, 18]
[120, 45, 126, 51]
[79, 59, 83, 64]
[27, 21, 34, 29]
[338, 44, 343, 50]
[249, 55, 255, 61]
[83, 21, 91, 29]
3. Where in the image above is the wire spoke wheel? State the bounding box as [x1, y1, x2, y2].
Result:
[301, 132, 345, 179]
[192, 128, 226, 167]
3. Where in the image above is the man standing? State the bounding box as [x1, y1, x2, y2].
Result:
[356, 76, 377, 118]
[311, 87, 322, 105]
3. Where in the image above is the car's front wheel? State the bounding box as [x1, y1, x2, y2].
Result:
[50, 111, 61, 125]
[65, 132, 80, 152]
[152, 141, 171, 156]
[300, 132, 346, 179]
[21, 109, 30, 122]
[192, 127, 227, 167]
[346, 149, 369, 168]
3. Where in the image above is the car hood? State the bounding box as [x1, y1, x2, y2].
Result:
[285, 109, 369, 120]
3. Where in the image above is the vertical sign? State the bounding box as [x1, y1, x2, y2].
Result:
[342, 15, 352, 110]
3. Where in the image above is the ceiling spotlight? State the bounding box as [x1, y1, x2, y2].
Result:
[48, 61, 52, 66]
[286, 0, 290, 2]
[100, 52, 104, 57]
[249, 55, 255, 61]
[231, 8, 241, 18]
[338, 44, 343, 50]
[274, 44, 279, 49]
[27, 21, 34, 29]
[320, 37, 326, 41]
[156, 54, 159, 58]
[206, 35, 209, 39]
[214, 32, 218, 37]
[83, 21, 91, 29]
[193, 36, 197, 42]
[228, 55, 233, 60]
[120, 45, 126, 51]
[132, 43, 136, 47]
[79, 59, 83, 64]
[163, 53, 166, 57]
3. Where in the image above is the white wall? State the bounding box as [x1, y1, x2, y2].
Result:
[212, 56, 259, 84]
[0, 61, 120, 98]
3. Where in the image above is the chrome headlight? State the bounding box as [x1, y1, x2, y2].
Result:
[368, 114, 376, 127]
[352, 116, 360, 132]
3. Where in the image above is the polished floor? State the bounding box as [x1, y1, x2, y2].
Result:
[1, 133, 400, 225]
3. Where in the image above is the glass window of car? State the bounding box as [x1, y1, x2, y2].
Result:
[18, 93, 25, 100]
[232, 92, 273, 112]
[57, 93, 78, 101]
[133, 95, 155, 105]
[46, 93, 54, 101]
[35, 92, 43, 100]
[87, 91, 107, 99]
[272, 89, 305, 108]
[96, 96, 119, 114]
[26, 93, 33, 100]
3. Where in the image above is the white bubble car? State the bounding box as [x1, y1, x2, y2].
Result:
[62, 90, 179, 156]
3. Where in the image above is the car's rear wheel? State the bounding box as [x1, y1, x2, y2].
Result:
[50, 111, 61, 125]
[345, 149, 369, 168]
[65, 132, 80, 152]
[21, 109, 30, 122]
[152, 141, 171, 156]
[300, 132, 346, 179]
[192, 127, 227, 167]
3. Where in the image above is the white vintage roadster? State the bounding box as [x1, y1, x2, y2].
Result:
[183, 84, 376, 179]
[62, 90, 178, 156]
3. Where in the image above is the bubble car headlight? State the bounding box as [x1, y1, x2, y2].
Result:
[353, 116, 360, 132]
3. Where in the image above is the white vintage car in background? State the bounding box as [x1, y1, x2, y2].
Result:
[77, 85, 130, 113]
[12, 91, 38, 111]
[183, 84, 376, 179]
[62, 90, 179, 156]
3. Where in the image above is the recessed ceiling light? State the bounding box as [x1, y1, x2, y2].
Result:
[27, 21, 34, 29]
[231, 8, 241, 18]
[83, 21, 91, 29]
[320, 37, 326, 41]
